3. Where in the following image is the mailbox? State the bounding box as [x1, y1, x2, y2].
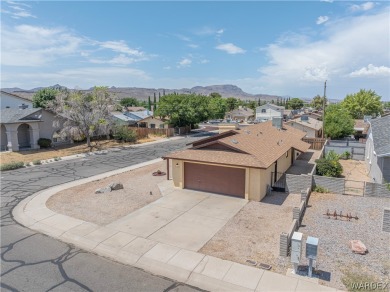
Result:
[306, 236, 319, 260]
[291, 232, 303, 264]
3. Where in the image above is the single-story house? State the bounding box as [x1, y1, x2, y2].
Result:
[126, 106, 146, 112]
[1, 91, 68, 151]
[365, 115, 390, 183]
[225, 107, 255, 122]
[111, 111, 138, 125]
[163, 119, 310, 201]
[136, 116, 172, 129]
[255, 103, 284, 122]
[285, 116, 323, 138]
[123, 110, 153, 121]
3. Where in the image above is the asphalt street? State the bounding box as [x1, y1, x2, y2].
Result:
[1, 135, 209, 292]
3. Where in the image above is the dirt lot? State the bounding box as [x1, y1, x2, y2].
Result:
[0, 137, 161, 165]
[299, 192, 390, 290]
[200, 192, 301, 274]
[339, 159, 371, 182]
[46, 160, 166, 225]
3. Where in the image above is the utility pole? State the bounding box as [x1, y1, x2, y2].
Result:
[322, 80, 327, 139]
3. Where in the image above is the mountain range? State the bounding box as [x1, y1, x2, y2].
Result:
[2, 84, 284, 102]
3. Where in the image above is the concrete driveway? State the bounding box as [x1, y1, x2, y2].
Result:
[106, 188, 247, 251]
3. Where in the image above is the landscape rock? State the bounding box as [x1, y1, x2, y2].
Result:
[95, 187, 112, 194]
[349, 240, 368, 254]
[108, 182, 124, 191]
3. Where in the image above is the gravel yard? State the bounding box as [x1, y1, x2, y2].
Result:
[339, 160, 371, 182]
[299, 192, 390, 290]
[199, 192, 301, 274]
[47, 161, 167, 225]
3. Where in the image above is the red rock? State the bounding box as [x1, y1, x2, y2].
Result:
[349, 240, 368, 254]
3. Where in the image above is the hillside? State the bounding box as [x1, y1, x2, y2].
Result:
[2, 84, 282, 102]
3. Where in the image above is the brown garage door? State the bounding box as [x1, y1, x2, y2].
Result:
[184, 163, 245, 198]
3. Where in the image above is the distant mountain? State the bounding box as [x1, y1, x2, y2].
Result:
[1, 84, 282, 102]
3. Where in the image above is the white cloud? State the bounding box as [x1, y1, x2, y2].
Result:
[163, 66, 171, 70]
[257, 9, 390, 96]
[349, 2, 375, 12]
[216, 43, 246, 54]
[316, 16, 329, 25]
[177, 58, 192, 68]
[349, 64, 390, 77]
[88, 54, 138, 65]
[200, 59, 210, 64]
[195, 27, 224, 36]
[1, 25, 83, 66]
[320, 0, 334, 3]
[188, 44, 199, 49]
[1, 1, 36, 18]
[98, 41, 144, 57]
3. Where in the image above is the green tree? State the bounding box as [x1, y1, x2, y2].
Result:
[311, 95, 326, 110]
[288, 98, 304, 110]
[148, 96, 151, 111]
[341, 89, 383, 119]
[246, 100, 257, 111]
[119, 97, 139, 107]
[210, 92, 222, 99]
[50, 87, 113, 147]
[324, 104, 354, 139]
[225, 97, 239, 111]
[32, 88, 59, 108]
[208, 96, 226, 119]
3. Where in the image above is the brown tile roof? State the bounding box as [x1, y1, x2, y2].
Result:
[164, 121, 310, 169]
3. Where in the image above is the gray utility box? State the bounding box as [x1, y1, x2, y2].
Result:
[306, 236, 319, 260]
[291, 232, 303, 264]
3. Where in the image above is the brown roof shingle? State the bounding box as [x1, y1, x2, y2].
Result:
[164, 121, 310, 169]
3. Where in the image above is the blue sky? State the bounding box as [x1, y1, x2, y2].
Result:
[1, 1, 389, 100]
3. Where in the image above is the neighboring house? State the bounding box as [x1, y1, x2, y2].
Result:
[0, 91, 68, 151]
[354, 119, 370, 140]
[285, 116, 323, 138]
[111, 111, 138, 125]
[1, 90, 33, 109]
[225, 106, 254, 122]
[255, 103, 284, 122]
[365, 115, 390, 183]
[123, 110, 153, 122]
[163, 119, 310, 201]
[136, 116, 172, 129]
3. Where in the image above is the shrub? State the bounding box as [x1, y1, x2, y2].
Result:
[113, 125, 137, 142]
[37, 138, 52, 148]
[314, 185, 329, 193]
[0, 161, 24, 171]
[316, 158, 343, 177]
[32, 159, 42, 165]
[54, 157, 61, 161]
[325, 150, 340, 161]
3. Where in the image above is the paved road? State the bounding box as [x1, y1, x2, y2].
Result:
[1, 136, 208, 292]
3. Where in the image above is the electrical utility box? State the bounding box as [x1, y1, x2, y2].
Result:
[306, 236, 319, 260]
[291, 232, 303, 264]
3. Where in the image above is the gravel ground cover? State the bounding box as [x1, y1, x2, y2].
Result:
[47, 161, 166, 225]
[299, 192, 390, 290]
[199, 192, 300, 274]
[339, 160, 371, 182]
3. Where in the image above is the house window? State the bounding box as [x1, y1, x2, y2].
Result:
[261, 109, 266, 113]
[150, 124, 156, 128]
[159, 124, 164, 129]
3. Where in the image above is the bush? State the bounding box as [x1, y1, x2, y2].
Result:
[37, 138, 52, 148]
[113, 126, 137, 142]
[340, 151, 351, 160]
[325, 150, 340, 161]
[54, 157, 61, 161]
[32, 159, 42, 165]
[0, 161, 24, 171]
[316, 158, 343, 177]
[314, 185, 329, 193]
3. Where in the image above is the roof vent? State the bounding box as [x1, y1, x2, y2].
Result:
[231, 139, 238, 144]
[19, 103, 28, 110]
[301, 115, 309, 122]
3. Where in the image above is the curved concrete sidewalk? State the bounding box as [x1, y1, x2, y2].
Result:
[13, 159, 340, 292]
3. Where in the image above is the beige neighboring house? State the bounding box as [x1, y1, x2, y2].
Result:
[137, 116, 172, 129]
[0, 90, 68, 151]
[163, 120, 310, 201]
[225, 106, 255, 122]
[285, 116, 323, 138]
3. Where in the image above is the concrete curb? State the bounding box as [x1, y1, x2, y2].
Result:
[12, 159, 339, 292]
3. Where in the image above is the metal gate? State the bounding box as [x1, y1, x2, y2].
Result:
[271, 172, 286, 192]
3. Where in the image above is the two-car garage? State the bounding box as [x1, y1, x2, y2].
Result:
[184, 162, 246, 198]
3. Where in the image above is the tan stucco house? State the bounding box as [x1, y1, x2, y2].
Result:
[285, 116, 323, 138]
[163, 121, 310, 201]
[137, 116, 172, 129]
